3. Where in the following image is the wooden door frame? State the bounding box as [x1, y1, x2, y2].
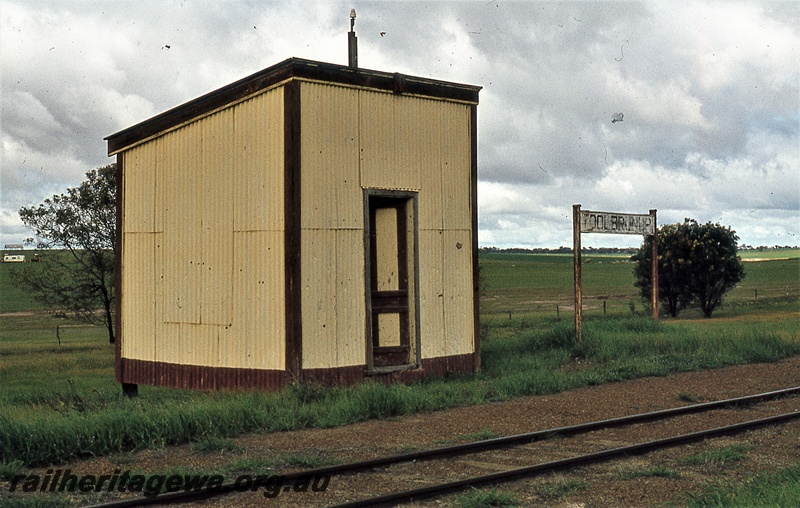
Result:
[363, 189, 420, 373]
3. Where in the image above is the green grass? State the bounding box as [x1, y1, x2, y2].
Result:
[191, 436, 243, 454]
[2, 315, 798, 467]
[739, 248, 800, 260]
[225, 456, 280, 474]
[0, 261, 47, 313]
[455, 487, 519, 507]
[479, 252, 800, 323]
[437, 429, 503, 446]
[0, 460, 25, 480]
[677, 392, 699, 403]
[616, 465, 680, 480]
[1, 253, 798, 470]
[679, 463, 800, 507]
[459, 429, 503, 442]
[678, 444, 753, 469]
[0, 496, 73, 508]
[535, 477, 589, 500]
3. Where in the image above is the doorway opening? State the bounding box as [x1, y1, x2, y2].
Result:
[365, 191, 419, 371]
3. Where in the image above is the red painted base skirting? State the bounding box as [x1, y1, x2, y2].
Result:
[118, 358, 289, 390]
[118, 353, 477, 391]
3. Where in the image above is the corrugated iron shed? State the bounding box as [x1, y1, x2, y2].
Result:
[107, 57, 480, 391]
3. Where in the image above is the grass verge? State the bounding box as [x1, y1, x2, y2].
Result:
[3, 314, 798, 468]
[678, 463, 800, 507]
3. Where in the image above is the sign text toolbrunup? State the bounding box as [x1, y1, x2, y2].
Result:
[572, 204, 658, 343]
[579, 210, 655, 236]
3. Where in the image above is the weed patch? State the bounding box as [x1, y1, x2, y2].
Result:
[0, 494, 73, 507]
[679, 443, 753, 469]
[616, 465, 680, 480]
[458, 429, 502, 442]
[679, 463, 800, 507]
[456, 487, 518, 507]
[0, 459, 25, 481]
[535, 477, 589, 500]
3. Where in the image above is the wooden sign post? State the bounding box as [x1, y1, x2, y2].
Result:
[573, 205, 658, 341]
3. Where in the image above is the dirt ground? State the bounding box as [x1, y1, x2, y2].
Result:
[3, 357, 800, 507]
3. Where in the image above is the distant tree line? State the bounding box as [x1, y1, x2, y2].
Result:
[479, 246, 638, 255]
[739, 244, 799, 251]
[481, 245, 797, 254]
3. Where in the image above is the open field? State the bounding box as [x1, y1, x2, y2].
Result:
[739, 247, 800, 260]
[0, 259, 43, 314]
[1, 250, 799, 505]
[480, 249, 800, 322]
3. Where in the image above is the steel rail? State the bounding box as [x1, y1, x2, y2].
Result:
[333, 411, 800, 507]
[85, 386, 799, 507]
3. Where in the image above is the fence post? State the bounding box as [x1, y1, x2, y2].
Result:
[650, 209, 659, 320]
[573, 204, 583, 342]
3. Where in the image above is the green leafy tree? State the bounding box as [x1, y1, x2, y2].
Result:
[18, 164, 116, 343]
[633, 223, 693, 317]
[633, 219, 745, 318]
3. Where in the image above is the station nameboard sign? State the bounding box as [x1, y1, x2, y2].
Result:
[572, 204, 658, 342]
[579, 210, 655, 236]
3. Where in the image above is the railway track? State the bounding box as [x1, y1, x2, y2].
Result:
[83, 386, 800, 507]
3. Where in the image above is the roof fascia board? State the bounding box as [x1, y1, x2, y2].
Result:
[106, 57, 481, 155]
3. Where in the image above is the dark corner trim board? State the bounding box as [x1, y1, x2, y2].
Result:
[470, 104, 480, 372]
[284, 80, 303, 383]
[114, 154, 124, 382]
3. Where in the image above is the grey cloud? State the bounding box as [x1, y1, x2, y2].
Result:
[1, 0, 797, 248]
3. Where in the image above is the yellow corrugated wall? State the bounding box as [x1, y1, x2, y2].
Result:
[121, 86, 286, 370]
[122, 79, 474, 372]
[298, 82, 474, 368]
[361, 91, 474, 360]
[299, 82, 365, 369]
[438, 103, 474, 357]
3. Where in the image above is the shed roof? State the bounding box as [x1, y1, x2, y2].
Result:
[106, 57, 481, 155]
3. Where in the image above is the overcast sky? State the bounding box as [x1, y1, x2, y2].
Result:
[1, 0, 798, 249]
